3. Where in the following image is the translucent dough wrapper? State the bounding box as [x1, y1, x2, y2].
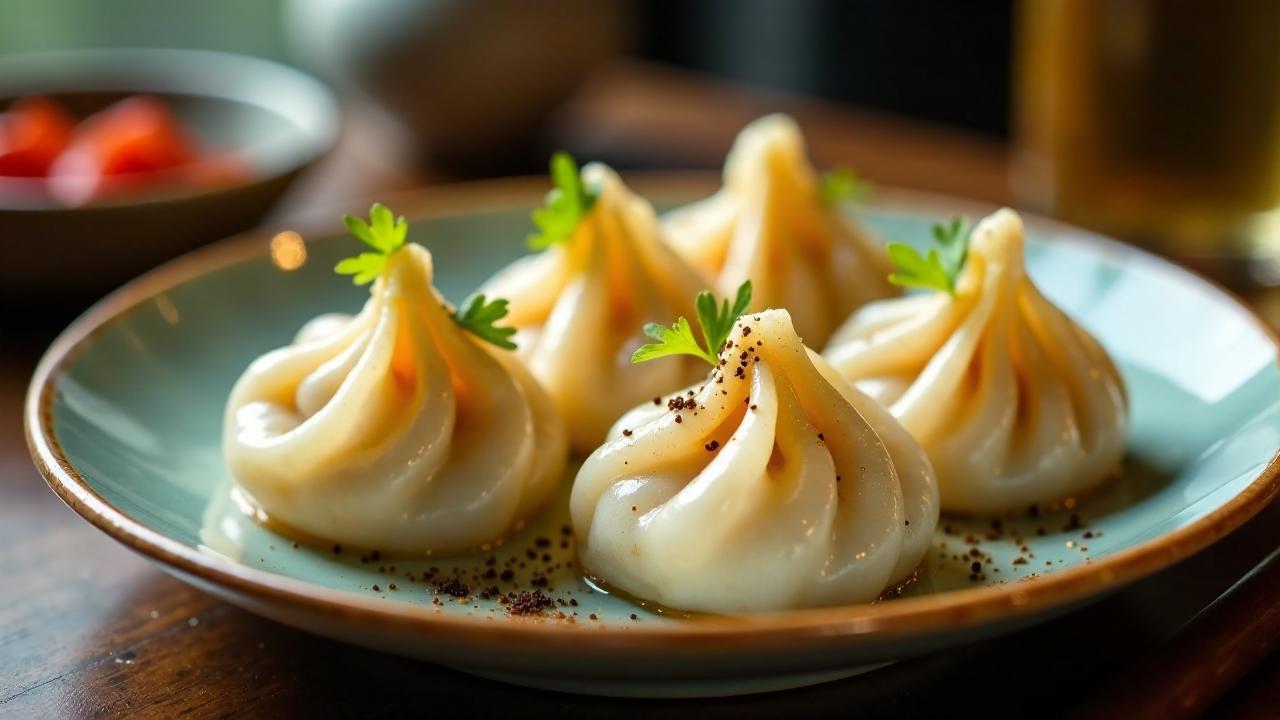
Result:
[663, 114, 896, 347]
[571, 309, 939, 613]
[481, 163, 710, 452]
[824, 209, 1128, 514]
[223, 244, 568, 553]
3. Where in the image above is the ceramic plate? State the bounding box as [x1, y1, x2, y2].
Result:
[26, 178, 1280, 698]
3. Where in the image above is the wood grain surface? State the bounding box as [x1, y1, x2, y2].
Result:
[2, 62, 1277, 719]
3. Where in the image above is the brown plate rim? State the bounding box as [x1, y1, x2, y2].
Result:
[24, 175, 1280, 652]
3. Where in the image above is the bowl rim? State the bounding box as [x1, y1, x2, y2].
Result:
[24, 175, 1280, 652]
[0, 47, 340, 212]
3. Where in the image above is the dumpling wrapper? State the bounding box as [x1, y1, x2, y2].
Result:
[570, 309, 939, 613]
[823, 209, 1128, 514]
[480, 163, 709, 452]
[223, 244, 568, 553]
[663, 114, 896, 347]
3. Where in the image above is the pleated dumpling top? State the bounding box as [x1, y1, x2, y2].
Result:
[824, 209, 1128, 513]
[224, 235, 567, 553]
[571, 308, 939, 613]
[481, 162, 710, 452]
[664, 114, 896, 347]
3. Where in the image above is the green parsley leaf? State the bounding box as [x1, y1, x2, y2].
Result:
[452, 293, 518, 350]
[335, 203, 409, 285]
[631, 280, 753, 367]
[631, 317, 709, 365]
[886, 216, 970, 295]
[819, 166, 872, 206]
[527, 151, 598, 250]
[695, 279, 753, 360]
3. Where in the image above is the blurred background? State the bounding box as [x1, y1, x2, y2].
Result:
[5, 0, 1278, 301]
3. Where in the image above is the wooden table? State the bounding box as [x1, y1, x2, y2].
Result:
[2, 62, 1277, 718]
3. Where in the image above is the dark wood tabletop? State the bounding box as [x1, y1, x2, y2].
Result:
[2, 62, 1278, 719]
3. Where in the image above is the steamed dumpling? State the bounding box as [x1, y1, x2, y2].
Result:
[223, 244, 568, 553]
[570, 309, 939, 613]
[663, 114, 896, 347]
[480, 163, 710, 452]
[823, 209, 1128, 514]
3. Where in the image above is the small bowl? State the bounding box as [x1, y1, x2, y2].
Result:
[0, 48, 339, 297]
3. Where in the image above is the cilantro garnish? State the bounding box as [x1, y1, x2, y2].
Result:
[452, 293, 518, 350]
[886, 217, 970, 296]
[335, 203, 517, 349]
[527, 151, 598, 250]
[819, 166, 872, 206]
[631, 281, 753, 366]
[335, 203, 408, 285]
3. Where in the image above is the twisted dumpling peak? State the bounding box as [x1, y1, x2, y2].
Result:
[481, 162, 710, 452]
[571, 308, 939, 612]
[224, 243, 567, 553]
[664, 114, 897, 347]
[824, 209, 1128, 513]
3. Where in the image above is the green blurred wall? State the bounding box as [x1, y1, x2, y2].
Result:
[0, 0, 290, 61]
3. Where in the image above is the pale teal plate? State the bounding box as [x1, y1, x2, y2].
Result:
[26, 179, 1280, 697]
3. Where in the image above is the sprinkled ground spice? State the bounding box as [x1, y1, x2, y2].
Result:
[500, 569, 514, 582]
[668, 396, 697, 412]
[507, 590, 554, 616]
[435, 578, 471, 598]
[331, 544, 342, 555]
[622, 429, 632, 437]
[372, 584, 381, 592]
[705, 440, 720, 452]
[630, 613, 638, 620]
[652, 396, 661, 405]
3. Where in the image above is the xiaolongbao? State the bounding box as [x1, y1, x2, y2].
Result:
[663, 114, 896, 346]
[571, 308, 938, 612]
[824, 209, 1127, 513]
[224, 242, 567, 553]
[481, 161, 710, 452]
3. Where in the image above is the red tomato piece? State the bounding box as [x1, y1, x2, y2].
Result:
[50, 96, 199, 204]
[0, 96, 76, 177]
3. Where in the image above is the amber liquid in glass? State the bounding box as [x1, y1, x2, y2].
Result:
[1015, 0, 1280, 284]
